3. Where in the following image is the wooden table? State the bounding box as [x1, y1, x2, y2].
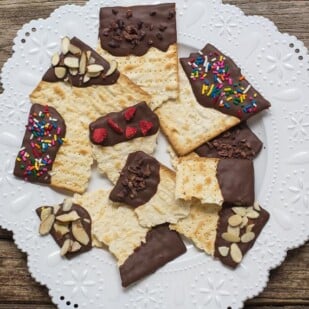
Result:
[0, 1, 308, 308]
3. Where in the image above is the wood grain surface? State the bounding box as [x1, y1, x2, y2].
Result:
[0, 0, 308, 308]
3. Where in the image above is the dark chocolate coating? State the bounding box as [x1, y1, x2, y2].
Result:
[180, 44, 271, 120]
[119, 224, 186, 287]
[217, 159, 254, 206]
[14, 104, 66, 184]
[195, 122, 263, 160]
[89, 102, 159, 147]
[36, 203, 92, 259]
[109, 151, 160, 207]
[99, 3, 177, 56]
[214, 205, 269, 268]
[43, 37, 120, 87]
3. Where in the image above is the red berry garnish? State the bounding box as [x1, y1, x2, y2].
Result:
[92, 128, 108, 143]
[124, 107, 137, 121]
[125, 126, 137, 139]
[139, 120, 153, 136]
[107, 118, 123, 134]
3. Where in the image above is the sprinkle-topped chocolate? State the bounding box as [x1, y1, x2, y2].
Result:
[214, 203, 269, 268]
[217, 159, 255, 206]
[109, 151, 160, 207]
[14, 104, 66, 184]
[89, 102, 159, 146]
[119, 224, 186, 287]
[195, 123, 263, 159]
[43, 37, 120, 87]
[36, 201, 92, 259]
[99, 3, 177, 56]
[180, 44, 271, 120]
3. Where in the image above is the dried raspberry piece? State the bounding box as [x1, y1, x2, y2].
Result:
[107, 118, 123, 134]
[92, 128, 108, 143]
[139, 120, 153, 136]
[124, 107, 137, 121]
[125, 126, 137, 139]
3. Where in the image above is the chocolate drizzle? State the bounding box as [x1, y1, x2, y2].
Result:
[214, 205, 269, 268]
[119, 224, 186, 287]
[36, 203, 92, 259]
[109, 151, 160, 207]
[180, 44, 271, 120]
[89, 102, 159, 147]
[43, 37, 120, 87]
[99, 3, 177, 56]
[14, 104, 66, 184]
[195, 122, 263, 159]
[216, 159, 254, 206]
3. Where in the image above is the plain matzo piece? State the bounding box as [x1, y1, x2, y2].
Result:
[30, 74, 151, 193]
[73, 189, 149, 266]
[175, 157, 224, 206]
[97, 44, 179, 110]
[135, 166, 191, 228]
[93, 134, 158, 184]
[170, 202, 220, 255]
[156, 65, 240, 156]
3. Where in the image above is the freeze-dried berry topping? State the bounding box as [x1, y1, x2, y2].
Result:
[124, 107, 137, 121]
[126, 127, 138, 139]
[107, 118, 124, 134]
[92, 128, 108, 144]
[140, 120, 153, 136]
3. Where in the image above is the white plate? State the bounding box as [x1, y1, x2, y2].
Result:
[0, 0, 309, 308]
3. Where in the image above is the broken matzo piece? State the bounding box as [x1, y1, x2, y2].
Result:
[175, 157, 254, 207]
[97, 3, 179, 110]
[89, 102, 159, 183]
[30, 36, 151, 193]
[109, 151, 190, 228]
[73, 189, 186, 287]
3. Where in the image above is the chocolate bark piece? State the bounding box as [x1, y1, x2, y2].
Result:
[109, 151, 160, 207]
[99, 3, 177, 57]
[36, 201, 92, 259]
[43, 37, 120, 87]
[214, 204, 269, 268]
[119, 224, 186, 287]
[195, 122, 263, 160]
[89, 102, 159, 147]
[216, 159, 254, 206]
[180, 44, 271, 121]
[14, 104, 66, 184]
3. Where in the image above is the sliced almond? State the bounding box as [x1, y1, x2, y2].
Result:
[105, 60, 118, 77]
[218, 246, 229, 257]
[89, 57, 96, 64]
[69, 69, 78, 76]
[83, 218, 91, 224]
[246, 206, 254, 213]
[87, 64, 104, 74]
[69, 43, 81, 55]
[39, 214, 55, 236]
[51, 53, 60, 66]
[60, 238, 72, 256]
[56, 210, 80, 223]
[72, 220, 90, 245]
[61, 36, 70, 55]
[79, 51, 87, 75]
[54, 222, 70, 236]
[227, 226, 240, 237]
[246, 223, 255, 233]
[221, 232, 240, 243]
[86, 71, 101, 78]
[64, 57, 79, 69]
[40, 207, 52, 221]
[230, 243, 243, 263]
[86, 51, 91, 60]
[53, 204, 61, 215]
[54, 67, 67, 79]
[70, 241, 82, 252]
[246, 210, 260, 219]
[62, 198, 73, 212]
[228, 214, 242, 227]
[253, 202, 261, 212]
[241, 232, 255, 243]
[231, 207, 246, 217]
[83, 75, 90, 83]
[240, 216, 249, 229]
